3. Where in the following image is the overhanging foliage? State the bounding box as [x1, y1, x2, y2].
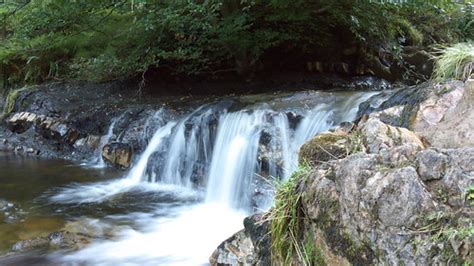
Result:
[0, 0, 472, 86]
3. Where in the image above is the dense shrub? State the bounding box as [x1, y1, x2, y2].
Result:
[0, 0, 472, 87]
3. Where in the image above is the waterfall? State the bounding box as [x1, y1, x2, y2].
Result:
[94, 117, 119, 168]
[268, 113, 292, 179]
[205, 110, 266, 209]
[268, 113, 291, 178]
[50, 90, 390, 265]
[160, 108, 215, 187]
[126, 121, 176, 184]
[120, 90, 382, 210]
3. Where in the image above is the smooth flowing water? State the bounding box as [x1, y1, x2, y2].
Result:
[0, 90, 386, 265]
[94, 117, 121, 168]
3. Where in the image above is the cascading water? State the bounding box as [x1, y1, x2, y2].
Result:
[205, 110, 267, 209]
[126, 121, 176, 184]
[160, 108, 215, 187]
[50, 90, 385, 265]
[268, 113, 292, 179]
[94, 117, 120, 168]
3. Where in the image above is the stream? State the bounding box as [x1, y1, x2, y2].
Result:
[0, 90, 387, 265]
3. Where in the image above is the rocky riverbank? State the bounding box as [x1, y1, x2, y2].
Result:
[210, 79, 474, 265]
[0, 75, 391, 168]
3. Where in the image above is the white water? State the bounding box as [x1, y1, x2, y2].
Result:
[60, 203, 246, 266]
[205, 110, 266, 209]
[50, 90, 384, 265]
[160, 108, 214, 187]
[126, 121, 176, 184]
[95, 117, 120, 168]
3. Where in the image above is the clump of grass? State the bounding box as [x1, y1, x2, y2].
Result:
[432, 42, 474, 82]
[268, 164, 315, 265]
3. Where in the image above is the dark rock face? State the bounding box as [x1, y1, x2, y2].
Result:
[403, 48, 434, 79]
[357, 82, 433, 128]
[0, 81, 202, 162]
[7, 112, 81, 144]
[243, 214, 271, 266]
[210, 214, 271, 266]
[102, 142, 133, 169]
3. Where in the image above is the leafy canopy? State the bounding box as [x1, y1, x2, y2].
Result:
[0, 0, 472, 86]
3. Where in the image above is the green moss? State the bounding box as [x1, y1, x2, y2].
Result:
[397, 18, 424, 46]
[341, 232, 374, 261]
[299, 133, 351, 166]
[467, 184, 474, 206]
[2, 87, 31, 116]
[313, 192, 340, 230]
[347, 130, 365, 155]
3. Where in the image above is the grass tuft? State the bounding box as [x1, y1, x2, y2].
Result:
[432, 42, 474, 82]
[268, 164, 315, 265]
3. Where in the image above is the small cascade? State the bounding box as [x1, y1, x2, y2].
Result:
[126, 121, 176, 184]
[205, 110, 267, 209]
[160, 108, 215, 187]
[52, 89, 391, 265]
[267, 113, 292, 179]
[95, 117, 120, 167]
[119, 90, 383, 210]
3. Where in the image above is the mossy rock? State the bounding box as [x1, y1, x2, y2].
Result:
[299, 133, 351, 166]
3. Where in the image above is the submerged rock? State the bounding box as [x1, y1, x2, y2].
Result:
[11, 230, 91, 252]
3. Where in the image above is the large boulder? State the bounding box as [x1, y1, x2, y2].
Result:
[361, 79, 473, 149]
[358, 117, 426, 153]
[214, 117, 473, 265]
[412, 79, 474, 148]
[417, 147, 474, 208]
